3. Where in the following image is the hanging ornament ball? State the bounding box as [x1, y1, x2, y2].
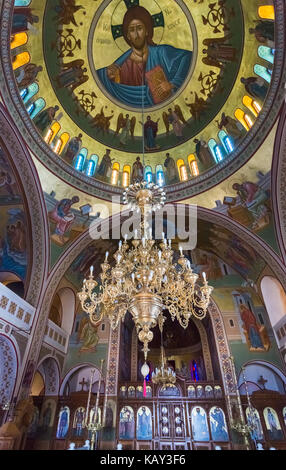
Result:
[141, 362, 150, 378]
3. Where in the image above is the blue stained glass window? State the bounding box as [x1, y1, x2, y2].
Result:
[144, 165, 153, 183]
[22, 83, 39, 104]
[29, 98, 45, 118]
[258, 46, 274, 64]
[254, 64, 272, 83]
[156, 165, 165, 186]
[74, 148, 88, 172]
[85, 154, 98, 176]
[15, 0, 31, 5]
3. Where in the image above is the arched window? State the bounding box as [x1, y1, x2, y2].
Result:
[242, 95, 261, 117]
[261, 277, 286, 331]
[74, 148, 88, 172]
[85, 155, 99, 177]
[209, 139, 225, 163]
[258, 5, 275, 20]
[234, 109, 253, 131]
[137, 406, 152, 440]
[15, 0, 32, 5]
[156, 165, 165, 186]
[258, 45, 275, 64]
[44, 122, 61, 144]
[122, 165, 131, 187]
[111, 162, 120, 185]
[144, 165, 153, 183]
[29, 98, 46, 118]
[188, 154, 199, 177]
[54, 132, 70, 155]
[208, 139, 218, 160]
[218, 130, 234, 154]
[254, 64, 272, 83]
[177, 159, 188, 181]
[12, 51, 30, 70]
[209, 407, 229, 441]
[10, 32, 28, 50]
[20, 82, 39, 104]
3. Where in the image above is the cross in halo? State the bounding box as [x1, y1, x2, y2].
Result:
[111, 0, 164, 41]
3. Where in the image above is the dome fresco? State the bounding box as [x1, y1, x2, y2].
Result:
[4, 0, 284, 201]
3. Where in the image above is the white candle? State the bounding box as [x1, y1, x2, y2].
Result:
[168, 239, 171, 247]
[202, 272, 206, 282]
[158, 250, 162, 261]
[124, 234, 128, 242]
[179, 246, 183, 256]
[162, 232, 165, 240]
[105, 251, 109, 261]
[134, 229, 138, 239]
[131, 273, 135, 282]
[119, 240, 122, 249]
[90, 265, 94, 276]
[142, 237, 146, 247]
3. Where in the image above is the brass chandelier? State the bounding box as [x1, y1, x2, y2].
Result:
[151, 343, 176, 388]
[78, 181, 213, 363]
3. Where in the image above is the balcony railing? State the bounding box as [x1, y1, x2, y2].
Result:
[0, 282, 35, 331]
[43, 319, 69, 354]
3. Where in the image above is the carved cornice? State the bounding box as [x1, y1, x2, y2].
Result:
[0, 0, 285, 202]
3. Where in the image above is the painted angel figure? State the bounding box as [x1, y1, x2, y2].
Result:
[115, 113, 136, 146]
[92, 107, 114, 134]
[54, 0, 85, 27]
[55, 59, 88, 92]
[163, 105, 186, 138]
[202, 34, 237, 69]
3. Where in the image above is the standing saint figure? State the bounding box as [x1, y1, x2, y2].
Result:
[64, 134, 82, 162]
[194, 138, 214, 168]
[33, 105, 59, 134]
[16, 63, 43, 89]
[167, 108, 184, 140]
[97, 6, 192, 107]
[240, 77, 268, 101]
[239, 303, 264, 350]
[55, 59, 88, 92]
[119, 114, 131, 147]
[12, 8, 39, 33]
[131, 157, 144, 183]
[164, 153, 176, 184]
[249, 20, 274, 44]
[141, 116, 160, 150]
[97, 149, 114, 179]
[217, 112, 246, 141]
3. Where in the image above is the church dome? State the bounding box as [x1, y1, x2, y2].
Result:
[2, 0, 285, 202]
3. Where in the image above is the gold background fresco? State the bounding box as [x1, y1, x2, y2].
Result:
[23, 0, 263, 171]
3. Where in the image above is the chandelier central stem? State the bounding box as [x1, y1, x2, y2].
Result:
[78, 183, 213, 364]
